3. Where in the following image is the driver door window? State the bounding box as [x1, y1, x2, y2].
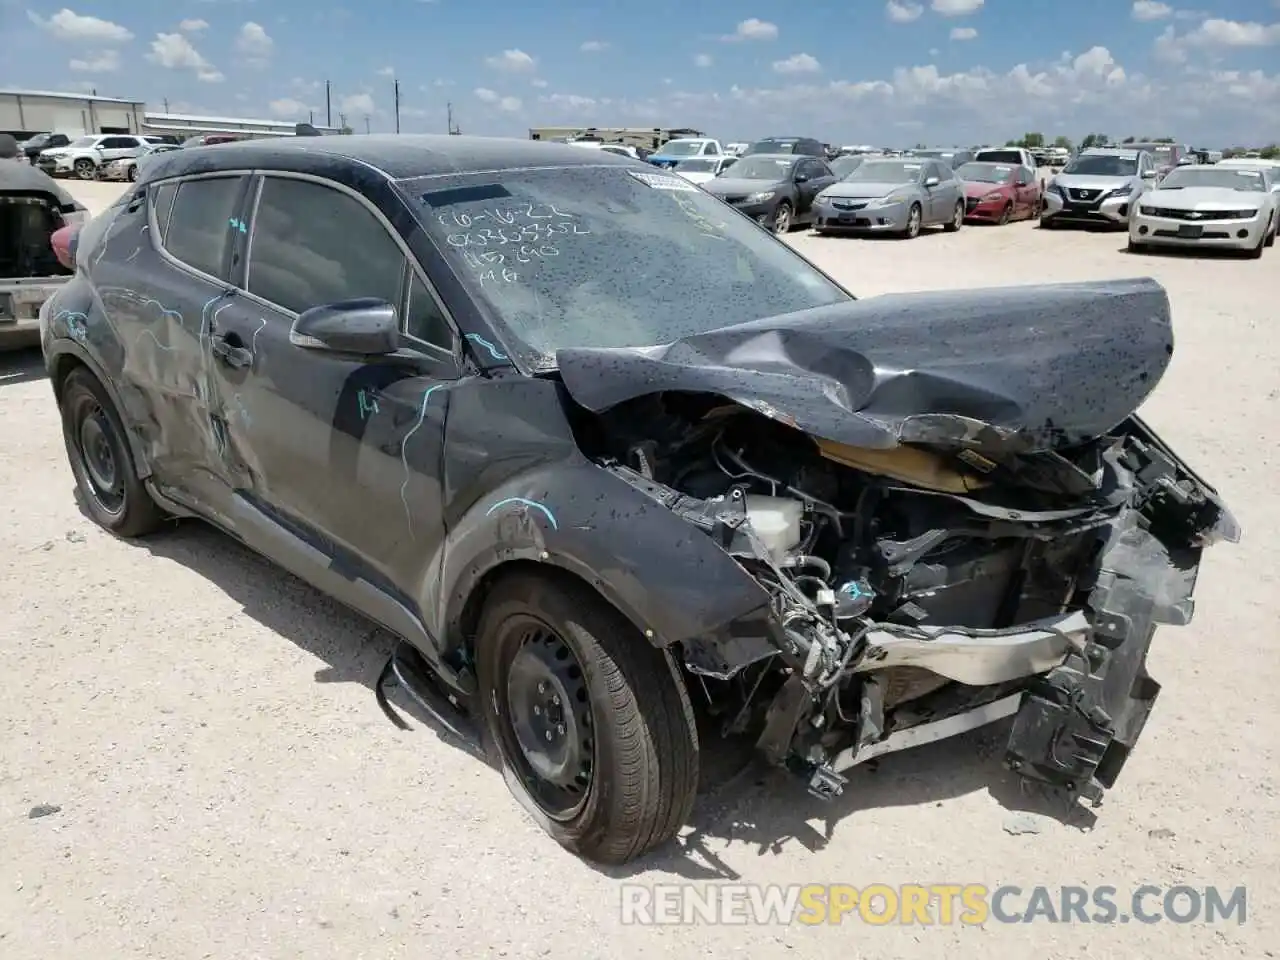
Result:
[245, 176, 405, 316]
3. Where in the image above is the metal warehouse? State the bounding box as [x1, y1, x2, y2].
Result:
[528, 126, 705, 149]
[141, 112, 340, 138]
[0, 88, 146, 139]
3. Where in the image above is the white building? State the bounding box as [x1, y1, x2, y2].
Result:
[142, 111, 340, 139]
[0, 88, 146, 138]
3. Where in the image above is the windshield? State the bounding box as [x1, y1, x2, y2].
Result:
[674, 158, 717, 173]
[27, 134, 51, 146]
[956, 162, 1014, 184]
[68, 137, 97, 149]
[1157, 167, 1267, 192]
[976, 150, 1023, 165]
[725, 156, 795, 179]
[407, 166, 849, 367]
[659, 140, 704, 157]
[748, 140, 800, 155]
[830, 156, 866, 179]
[1063, 154, 1137, 177]
[844, 161, 923, 183]
[910, 150, 943, 159]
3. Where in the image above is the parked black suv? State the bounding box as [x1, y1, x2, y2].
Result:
[20, 132, 72, 164]
[741, 136, 826, 157]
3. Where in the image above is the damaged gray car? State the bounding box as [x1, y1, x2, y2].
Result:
[40, 135, 1237, 866]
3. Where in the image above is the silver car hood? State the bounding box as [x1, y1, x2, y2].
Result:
[1053, 174, 1139, 191]
[820, 180, 914, 200]
[1143, 186, 1267, 209]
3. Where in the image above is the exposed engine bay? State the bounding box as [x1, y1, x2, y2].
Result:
[0, 193, 74, 281]
[575, 390, 1237, 804]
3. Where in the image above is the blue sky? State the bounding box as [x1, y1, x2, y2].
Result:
[3, 0, 1279, 146]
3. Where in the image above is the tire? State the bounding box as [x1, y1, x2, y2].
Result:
[1039, 216, 1057, 229]
[73, 158, 96, 180]
[1246, 230, 1265, 259]
[1127, 238, 1146, 254]
[902, 203, 922, 239]
[771, 202, 793, 234]
[59, 368, 166, 537]
[943, 200, 963, 232]
[475, 571, 699, 865]
[1265, 216, 1276, 248]
[997, 202, 1012, 226]
[127, 165, 138, 182]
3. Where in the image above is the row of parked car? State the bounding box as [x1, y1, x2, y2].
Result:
[618, 134, 1280, 257]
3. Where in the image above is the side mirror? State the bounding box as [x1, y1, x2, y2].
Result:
[1141, 169, 1157, 180]
[924, 176, 940, 187]
[292, 298, 400, 355]
[794, 172, 810, 183]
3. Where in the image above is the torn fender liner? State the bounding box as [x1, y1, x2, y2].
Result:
[557, 278, 1173, 453]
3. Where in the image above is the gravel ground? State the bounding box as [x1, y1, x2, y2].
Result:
[2, 179, 1276, 959]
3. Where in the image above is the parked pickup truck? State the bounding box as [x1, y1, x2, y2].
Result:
[1, 136, 87, 350]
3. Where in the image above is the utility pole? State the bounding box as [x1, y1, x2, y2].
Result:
[325, 80, 332, 127]
[309, 109, 314, 124]
[162, 97, 170, 113]
[364, 115, 371, 134]
[447, 102, 460, 135]
[393, 78, 400, 134]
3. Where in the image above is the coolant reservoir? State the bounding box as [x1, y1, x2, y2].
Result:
[744, 495, 804, 562]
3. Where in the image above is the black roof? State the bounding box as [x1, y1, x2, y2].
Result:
[147, 134, 637, 182]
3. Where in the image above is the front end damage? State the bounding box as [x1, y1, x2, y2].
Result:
[560, 279, 1238, 809]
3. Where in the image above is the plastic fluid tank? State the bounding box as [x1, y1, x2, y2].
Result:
[744, 495, 804, 562]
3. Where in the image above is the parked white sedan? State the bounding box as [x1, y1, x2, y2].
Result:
[1129, 164, 1278, 258]
[671, 156, 735, 185]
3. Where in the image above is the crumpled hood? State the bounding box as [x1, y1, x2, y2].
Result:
[820, 180, 912, 201]
[556, 278, 1173, 453]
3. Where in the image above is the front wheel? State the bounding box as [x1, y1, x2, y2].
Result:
[1127, 237, 1147, 254]
[59, 368, 166, 537]
[997, 202, 1012, 226]
[1265, 216, 1276, 247]
[771, 202, 793, 234]
[126, 165, 138, 182]
[73, 158, 96, 180]
[475, 572, 699, 865]
[943, 200, 964, 232]
[901, 203, 922, 239]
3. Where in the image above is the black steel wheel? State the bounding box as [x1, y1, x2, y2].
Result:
[60, 367, 165, 537]
[476, 571, 699, 864]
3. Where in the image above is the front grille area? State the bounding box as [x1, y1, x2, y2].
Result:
[1153, 229, 1230, 239]
[1144, 207, 1254, 221]
[831, 200, 868, 210]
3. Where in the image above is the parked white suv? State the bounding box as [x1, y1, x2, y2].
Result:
[34, 134, 156, 180]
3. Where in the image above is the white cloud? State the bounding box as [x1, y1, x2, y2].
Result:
[1131, 1, 1171, 21]
[376, 66, 395, 77]
[474, 87, 499, 103]
[68, 49, 119, 72]
[931, 0, 983, 15]
[531, 78, 548, 88]
[498, 96, 521, 111]
[579, 40, 608, 52]
[694, 53, 713, 67]
[1189, 18, 1280, 45]
[234, 22, 273, 64]
[146, 33, 224, 82]
[886, 1, 923, 22]
[950, 26, 977, 39]
[484, 48, 536, 72]
[178, 18, 208, 32]
[340, 92, 375, 115]
[773, 53, 821, 74]
[475, 87, 521, 111]
[724, 18, 778, 41]
[27, 8, 133, 43]
[540, 93, 597, 111]
[268, 97, 310, 118]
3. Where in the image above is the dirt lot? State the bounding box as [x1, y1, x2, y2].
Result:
[2, 179, 1276, 959]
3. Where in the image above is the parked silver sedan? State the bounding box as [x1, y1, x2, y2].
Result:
[812, 158, 965, 239]
[1129, 164, 1278, 258]
[1042, 147, 1156, 229]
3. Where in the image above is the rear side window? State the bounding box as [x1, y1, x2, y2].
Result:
[245, 176, 405, 315]
[161, 176, 244, 280]
[151, 182, 178, 243]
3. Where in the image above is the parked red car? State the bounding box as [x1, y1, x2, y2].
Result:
[955, 161, 1042, 224]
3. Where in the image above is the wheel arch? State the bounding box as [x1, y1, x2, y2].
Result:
[47, 342, 153, 479]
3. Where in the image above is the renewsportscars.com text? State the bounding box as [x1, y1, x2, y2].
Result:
[620, 883, 1248, 926]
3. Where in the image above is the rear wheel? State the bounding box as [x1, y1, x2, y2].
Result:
[59, 368, 166, 537]
[475, 572, 699, 865]
[943, 200, 964, 232]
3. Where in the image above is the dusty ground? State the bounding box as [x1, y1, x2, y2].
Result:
[2, 179, 1276, 959]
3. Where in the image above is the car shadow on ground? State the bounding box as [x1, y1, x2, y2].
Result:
[803, 226, 957, 242]
[0, 346, 47, 388]
[102, 510, 1095, 881]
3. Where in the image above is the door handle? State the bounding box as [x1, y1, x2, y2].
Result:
[210, 334, 253, 369]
